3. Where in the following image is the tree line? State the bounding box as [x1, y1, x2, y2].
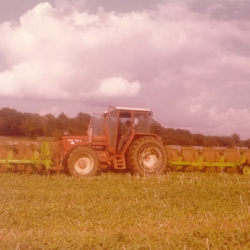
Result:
[0, 108, 90, 138]
[0, 107, 249, 147]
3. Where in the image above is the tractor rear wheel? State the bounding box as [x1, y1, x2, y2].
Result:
[126, 136, 167, 176]
[67, 146, 99, 177]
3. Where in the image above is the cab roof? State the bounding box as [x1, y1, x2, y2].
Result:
[115, 106, 151, 112]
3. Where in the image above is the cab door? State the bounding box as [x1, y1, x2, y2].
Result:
[105, 106, 119, 153]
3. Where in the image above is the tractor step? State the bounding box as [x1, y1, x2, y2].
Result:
[113, 154, 126, 169]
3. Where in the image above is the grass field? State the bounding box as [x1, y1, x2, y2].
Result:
[0, 172, 250, 249]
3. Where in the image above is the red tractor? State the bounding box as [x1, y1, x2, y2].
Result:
[59, 106, 167, 177]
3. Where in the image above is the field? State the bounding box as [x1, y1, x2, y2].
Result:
[1, 172, 250, 250]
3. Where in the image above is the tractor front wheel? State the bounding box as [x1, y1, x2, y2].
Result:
[67, 146, 99, 177]
[126, 136, 167, 176]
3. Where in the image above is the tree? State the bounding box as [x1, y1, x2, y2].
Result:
[193, 134, 205, 146]
[75, 112, 91, 134]
[231, 133, 240, 146]
[0, 108, 24, 136]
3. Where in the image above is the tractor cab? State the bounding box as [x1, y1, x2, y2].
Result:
[88, 106, 160, 153]
[103, 106, 154, 153]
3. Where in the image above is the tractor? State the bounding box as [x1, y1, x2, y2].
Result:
[59, 106, 168, 177]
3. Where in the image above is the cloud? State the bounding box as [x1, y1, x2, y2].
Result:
[54, 0, 88, 12]
[204, 107, 250, 139]
[0, 1, 250, 138]
[189, 104, 202, 114]
[92, 77, 140, 97]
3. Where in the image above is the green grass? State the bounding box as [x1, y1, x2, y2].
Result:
[0, 172, 250, 249]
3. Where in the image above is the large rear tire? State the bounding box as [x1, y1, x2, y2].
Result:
[126, 136, 167, 176]
[67, 146, 99, 177]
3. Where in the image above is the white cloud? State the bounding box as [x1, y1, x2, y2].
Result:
[207, 106, 217, 117]
[203, 108, 250, 139]
[0, 1, 250, 138]
[92, 77, 141, 97]
[190, 104, 202, 114]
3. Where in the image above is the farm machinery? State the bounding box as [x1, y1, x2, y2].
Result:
[0, 106, 167, 176]
[0, 106, 250, 176]
[166, 145, 250, 175]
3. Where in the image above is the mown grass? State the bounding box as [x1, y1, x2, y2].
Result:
[0, 172, 250, 250]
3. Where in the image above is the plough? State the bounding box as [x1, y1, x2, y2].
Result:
[0, 141, 59, 173]
[166, 145, 250, 174]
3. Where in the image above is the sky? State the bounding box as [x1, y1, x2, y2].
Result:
[0, 0, 250, 139]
